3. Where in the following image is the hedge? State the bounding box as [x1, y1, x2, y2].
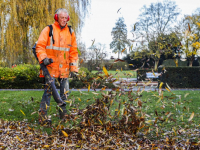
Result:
[0, 65, 115, 89]
[158, 66, 200, 88]
[162, 59, 188, 67]
[0, 64, 44, 89]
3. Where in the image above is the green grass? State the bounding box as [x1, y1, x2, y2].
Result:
[92, 70, 137, 78]
[141, 90, 200, 128]
[0, 91, 200, 123]
[0, 89, 199, 136]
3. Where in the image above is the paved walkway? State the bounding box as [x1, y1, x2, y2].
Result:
[0, 87, 157, 91]
[1, 87, 200, 91]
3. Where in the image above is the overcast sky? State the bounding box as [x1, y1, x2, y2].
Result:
[80, 0, 200, 58]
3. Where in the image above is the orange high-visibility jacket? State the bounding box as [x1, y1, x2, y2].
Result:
[36, 21, 78, 78]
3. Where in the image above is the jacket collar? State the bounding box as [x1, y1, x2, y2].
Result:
[54, 21, 68, 29]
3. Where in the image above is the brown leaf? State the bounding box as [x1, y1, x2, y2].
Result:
[80, 59, 84, 64]
[188, 23, 191, 32]
[114, 59, 125, 62]
[121, 48, 126, 54]
[108, 64, 113, 71]
[138, 100, 142, 107]
[155, 110, 158, 116]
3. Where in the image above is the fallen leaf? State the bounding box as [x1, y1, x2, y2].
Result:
[20, 110, 25, 116]
[188, 112, 194, 121]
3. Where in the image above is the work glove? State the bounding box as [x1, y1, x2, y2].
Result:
[43, 58, 53, 66]
[70, 72, 78, 79]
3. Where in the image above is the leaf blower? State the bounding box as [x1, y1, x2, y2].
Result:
[32, 43, 66, 107]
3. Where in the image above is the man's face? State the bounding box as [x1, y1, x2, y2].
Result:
[58, 12, 68, 27]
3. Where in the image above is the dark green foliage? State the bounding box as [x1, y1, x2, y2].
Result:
[123, 54, 155, 69]
[109, 62, 129, 70]
[162, 59, 188, 67]
[158, 66, 200, 88]
[80, 61, 129, 71]
[0, 64, 44, 89]
[0, 65, 115, 89]
[78, 67, 91, 76]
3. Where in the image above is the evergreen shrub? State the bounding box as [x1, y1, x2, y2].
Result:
[162, 59, 188, 67]
[158, 66, 200, 88]
[0, 65, 115, 89]
[0, 64, 43, 89]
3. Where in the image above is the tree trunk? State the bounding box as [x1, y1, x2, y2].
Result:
[189, 60, 193, 67]
[22, 25, 29, 64]
[154, 60, 159, 71]
[175, 58, 178, 67]
[118, 51, 120, 59]
[189, 55, 194, 67]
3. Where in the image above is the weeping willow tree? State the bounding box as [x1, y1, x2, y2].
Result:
[0, 0, 90, 67]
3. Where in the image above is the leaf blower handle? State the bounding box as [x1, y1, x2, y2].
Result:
[43, 58, 53, 66]
[40, 62, 66, 107]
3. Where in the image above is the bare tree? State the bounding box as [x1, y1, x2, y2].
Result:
[88, 43, 107, 64]
[130, 0, 181, 70]
[134, 0, 181, 42]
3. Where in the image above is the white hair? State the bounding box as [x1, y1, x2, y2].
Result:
[56, 8, 69, 16]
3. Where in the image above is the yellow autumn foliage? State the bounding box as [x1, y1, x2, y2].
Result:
[196, 22, 200, 27]
[0, 0, 90, 67]
[192, 42, 200, 49]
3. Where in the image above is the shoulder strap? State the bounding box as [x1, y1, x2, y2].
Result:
[48, 25, 55, 44]
[68, 25, 72, 35]
[47, 25, 72, 45]
[48, 25, 53, 37]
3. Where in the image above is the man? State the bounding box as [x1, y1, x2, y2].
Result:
[36, 8, 78, 124]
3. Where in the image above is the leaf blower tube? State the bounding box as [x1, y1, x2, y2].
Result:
[40, 62, 66, 106]
[32, 44, 66, 107]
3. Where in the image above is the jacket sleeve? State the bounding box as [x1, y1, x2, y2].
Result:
[36, 26, 50, 63]
[69, 30, 79, 72]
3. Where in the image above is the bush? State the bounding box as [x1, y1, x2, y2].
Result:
[80, 60, 129, 71]
[111, 62, 129, 70]
[0, 64, 44, 89]
[162, 59, 188, 67]
[0, 65, 115, 89]
[158, 66, 200, 88]
[78, 67, 90, 77]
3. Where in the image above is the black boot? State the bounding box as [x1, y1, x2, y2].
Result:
[59, 105, 67, 119]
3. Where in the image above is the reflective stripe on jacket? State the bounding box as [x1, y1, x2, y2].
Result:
[36, 21, 78, 78]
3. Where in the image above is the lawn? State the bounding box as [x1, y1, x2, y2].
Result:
[0, 89, 200, 148]
[92, 70, 137, 78]
[0, 89, 199, 126]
